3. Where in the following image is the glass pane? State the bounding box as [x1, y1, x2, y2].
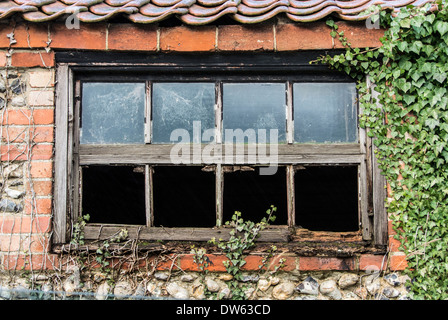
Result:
[152, 83, 215, 144]
[294, 83, 358, 143]
[80, 82, 145, 144]
[223, 83, 286, 143]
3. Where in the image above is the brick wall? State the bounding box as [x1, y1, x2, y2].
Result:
[0, 20, 407, 276]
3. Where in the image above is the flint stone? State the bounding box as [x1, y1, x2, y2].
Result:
[113, 280, 134, 298]
[10, 96, 25, 107]
[257, 278, 271, 292]
[146, 283, 162, 297]
[11, 79, 25, 95]
[338, 273, 359, 289]
[383, 287, 400, 298]
[206, 278, 220, 292]
[95, 282, 111, 300]
[272, 282, 295, 300]
[153, 272, 169, 281]
[0, 199, 21, 212]
[295, 276, 319, 295]
[384, 273, 401, 286]
[166, 283, 189, 299]
[0, 80, 6, 93]
[180, 274, 196, 282]
[320, 280, 342, 300]
[5, 187, 25, 199]
[366, 279, 381, 295]
[240, 274, 259, 283]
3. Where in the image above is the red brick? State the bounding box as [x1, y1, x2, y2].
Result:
[160, 26, 216, 52]
[0, 24, 49, 48]
[390, 254, 408, 271]
[108, 24, 157, 51]
[149, 254, 180, 271]
[29, 161, 53, 178]
[334, 22, 384, 49]
[389, 236, 403, 252]
[26, 179, 53, 196]
[2, 126, 54, 143]
[1, 253, 59, 270]
[179, 254, 227, 272]
[25, 198, 53, 215]
[242, 255, 296, 271]
[359, 254, 388, 271]
[2, 109, 54, 125]
[218, 24, 274, 51]
[0, 234, 50, 253]
[299, 256, 355, 271]
[0, 215, 51, 234]
[10, 51, 54, 67]
[0, 51, 6, 67]
[50, 23, 106, 50]
[276, 22, 333, 51]
[0, 144, 53, 161]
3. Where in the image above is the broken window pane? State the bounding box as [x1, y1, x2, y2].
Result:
[152, 166, 216, 227]
[223, 83, 286, 143]
[80, 82, 145, 144]
[152, 83, 215, 144]
[294, 83, 358, 143]
[82, 166, 146, 225]
[223, 166, 287, 225]
[294, 166, 359, 231]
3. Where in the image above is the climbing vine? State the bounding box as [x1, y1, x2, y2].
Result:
[319, 1, 448, 299]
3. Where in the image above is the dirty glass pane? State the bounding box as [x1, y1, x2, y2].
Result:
[222, 83, 286, 143]
[294, 83, 358, 143]
[152, 83, 215, 144]
[80, 82, 145, 144]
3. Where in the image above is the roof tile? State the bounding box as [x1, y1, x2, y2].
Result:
[0, 0, 436, 25]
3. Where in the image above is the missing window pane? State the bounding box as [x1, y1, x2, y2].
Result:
[82, 166, 146, 225]
[223, 166, 287, 225]
[294, 166, 359, 232]
[152, 166, 216, 227]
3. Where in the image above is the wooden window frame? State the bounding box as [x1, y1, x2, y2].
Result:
[52, 52, 387, 247]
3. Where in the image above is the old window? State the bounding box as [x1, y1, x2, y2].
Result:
[53, 52, 387, 246]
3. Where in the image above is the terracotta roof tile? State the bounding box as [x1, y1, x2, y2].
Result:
[0, 0, 436, 25]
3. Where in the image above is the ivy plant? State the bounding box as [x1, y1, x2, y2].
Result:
[318, 1, 448, 299]
[209, 205, 277, 300]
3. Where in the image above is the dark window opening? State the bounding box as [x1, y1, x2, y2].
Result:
[82, 166, 146, 225]
[223, 166, 287, 225]
[294, 166, 359, 232]
[152, 166, 216, 228]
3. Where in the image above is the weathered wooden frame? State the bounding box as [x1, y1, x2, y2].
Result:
[53, 52, 387, 247]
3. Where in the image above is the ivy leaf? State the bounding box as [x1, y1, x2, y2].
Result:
[425, 118, 440, 130]
[435, 20, 448, 36]
[409, 41, 423, 54]
[433, 72, 447, 83]
[403, 94, 416, 105]
[400, 18, 411, 28]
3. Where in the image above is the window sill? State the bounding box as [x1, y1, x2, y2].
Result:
[52, 225, 386, 257]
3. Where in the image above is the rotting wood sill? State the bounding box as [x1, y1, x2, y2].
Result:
[52, 227, 386, 257]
